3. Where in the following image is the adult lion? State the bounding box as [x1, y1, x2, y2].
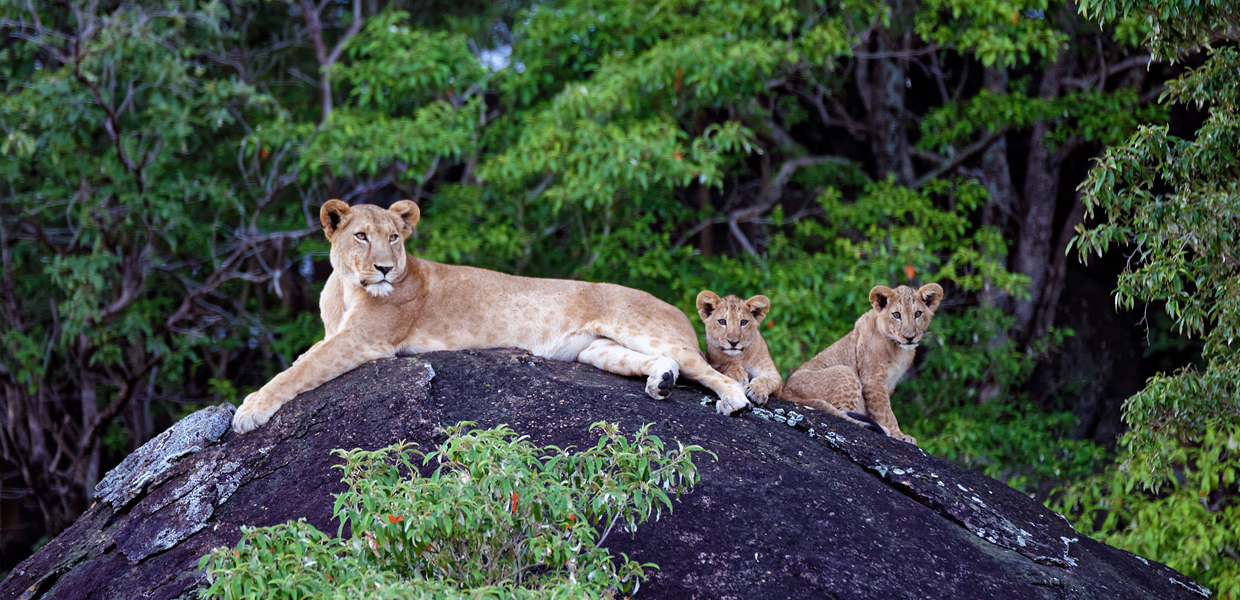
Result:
[231, 200, 750, 433]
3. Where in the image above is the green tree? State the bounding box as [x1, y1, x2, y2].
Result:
[1052, 0, 1239, 595]
[0, 1, 316, 534]
[201, 422, 709, 599]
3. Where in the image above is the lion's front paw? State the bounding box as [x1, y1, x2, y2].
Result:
[743, 383, 769, 406]
[232, 393, 278, 433]
[896, 432, 918, 446]
[715, 391, 750, 416]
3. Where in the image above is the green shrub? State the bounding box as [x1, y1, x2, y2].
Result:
[200, 422, 711, 599]
[913, 403, 1108, 496]
[1049, 421, 1240, 598]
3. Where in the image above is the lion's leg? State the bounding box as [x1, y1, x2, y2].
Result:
[591, 326, 749, 415]
[783, 366, 887, 434]
[860, 386, 916, 445]
[576, 339, 679, 400]
[233, 331, 392, 433]
[667, 348, 750, 416]
[741, 347, 781, 406]
[716, 362, 749, 385]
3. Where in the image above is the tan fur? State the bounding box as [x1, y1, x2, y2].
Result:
[781, 284, 944, 445]
[232, 200, 750, 433]
[695, 291, 782, 406]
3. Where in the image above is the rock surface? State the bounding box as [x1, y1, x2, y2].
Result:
[1, 349, 1208, 600]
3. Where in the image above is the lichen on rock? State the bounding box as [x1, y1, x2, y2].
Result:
[94, 403, 235, 509]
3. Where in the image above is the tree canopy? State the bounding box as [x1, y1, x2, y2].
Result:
[1, 0, 1230, 594]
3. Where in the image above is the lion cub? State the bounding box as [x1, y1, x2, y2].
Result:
[695, 291, 782, 406]
[782, 284, 943, 445]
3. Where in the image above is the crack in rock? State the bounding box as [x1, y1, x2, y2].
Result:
[797, 412, 1081, 568]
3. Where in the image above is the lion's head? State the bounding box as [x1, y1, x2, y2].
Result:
[695, 291, 771, 356]
[320, 200, 420, 297]
[868, 284, 944, 349]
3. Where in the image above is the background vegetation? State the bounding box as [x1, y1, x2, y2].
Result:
[0, 0, 1234, 595]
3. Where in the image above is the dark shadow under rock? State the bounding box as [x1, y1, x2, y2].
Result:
[1, 349, 1208, 600]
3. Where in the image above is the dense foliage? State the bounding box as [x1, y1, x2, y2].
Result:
[1050, 0, 1240, 595]
[201, 422, 708, 599]
[0, 0, 1216, 590]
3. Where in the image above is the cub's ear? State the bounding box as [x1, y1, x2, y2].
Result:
[869, 285, 896, 312]
[320, 200, 351, 241]
[696, 290, 721, 321]
[389, 200, 421, 236]
[745, 295, 770, 321]
[918, 283, 944, 312]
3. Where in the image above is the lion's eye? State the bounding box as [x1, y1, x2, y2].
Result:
[915, 311, 922, 318]
[355, 232, 367, 241]
[717, 319, 726, 326]
[389, 234, 398, 243]
[740, 319, 749, 326]
[892, 312, 901, 320]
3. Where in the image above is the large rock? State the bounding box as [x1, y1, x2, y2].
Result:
[1, 349, 1208, 600]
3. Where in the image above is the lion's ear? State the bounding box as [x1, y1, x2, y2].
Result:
[745, 295, 770, 321]
[918, 283, 944, 312]
[389, 200, 420, 236]
[320, 200, 351, 241]
[869, 285, 896, 312]
[696, 290, 721, 321]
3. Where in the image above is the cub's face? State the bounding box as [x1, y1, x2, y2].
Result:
[320, 200, 420, 297]
[869, 284, 944, 349]
[696, 291, 771, 356]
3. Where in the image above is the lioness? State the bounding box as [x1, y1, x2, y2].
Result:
[781, 284, 943, 445]
[231, 200, 751, 433]
[695, 291, 782, 406]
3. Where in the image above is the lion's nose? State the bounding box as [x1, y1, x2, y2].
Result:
[376, 265, 393, 276]
[904, 335, 916, 343]
[728, 340, 740, 347]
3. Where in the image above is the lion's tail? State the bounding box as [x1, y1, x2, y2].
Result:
[845, 411, 885, 435]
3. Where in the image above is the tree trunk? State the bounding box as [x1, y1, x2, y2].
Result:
[1012, 54, 1070, 346]
[859, 30, 915, 185]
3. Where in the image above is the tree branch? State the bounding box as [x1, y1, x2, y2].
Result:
[913, 129, 1007, 189]
[1062, 54, 1152, 91]
[299, 0, 363, 125]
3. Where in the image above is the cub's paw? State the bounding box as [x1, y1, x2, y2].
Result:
[232, 393, 277, 434]
[715, 392, 750, 416]
[896, 432, 918, 446]
[743, 383, 769, 406]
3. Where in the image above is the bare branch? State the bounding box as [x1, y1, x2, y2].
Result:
[757, 154, 851, 212]
[299, 0, 364, 124]
[913, 130, 1007, 189]
[1062, 54, 1152, 91]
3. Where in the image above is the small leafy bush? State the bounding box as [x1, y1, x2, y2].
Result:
[1049, 421, 1240, 598]
[200, 422, 711, 599]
